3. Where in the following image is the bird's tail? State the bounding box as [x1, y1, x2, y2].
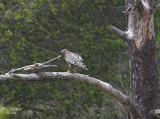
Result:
[78, 62, 88, 70]
[83, 66, 88, 70]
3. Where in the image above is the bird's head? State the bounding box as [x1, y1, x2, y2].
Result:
[61, 49, 68, 54]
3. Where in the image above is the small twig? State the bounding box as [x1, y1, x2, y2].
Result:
[6, 55, 61, 74]
[123, 4, 132, 15]
[41, 55, 61, 65]
[22, 64, 58, 71]
[7, 66, 31, 74]
[7, 64, 58, 74]
[122, 11, 127, 15]
[110, 25, 127, 39]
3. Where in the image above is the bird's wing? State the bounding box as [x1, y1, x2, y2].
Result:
[65, 53, 83, 65]
[65, 52, 87, 70]
[71, 53, 83, 62]
[65, 54, 76, 65]
[75, 61, 88, 70]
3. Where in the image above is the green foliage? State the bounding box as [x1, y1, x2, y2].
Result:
[0, 106, 21, 119]
[1, 0, 159, 119]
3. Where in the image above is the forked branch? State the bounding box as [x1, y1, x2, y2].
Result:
[6, 55, 61, 74]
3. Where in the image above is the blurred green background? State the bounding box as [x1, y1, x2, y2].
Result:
[0, 0, 159, 119]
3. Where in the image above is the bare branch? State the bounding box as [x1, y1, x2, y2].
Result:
[0, 71, 141, 118]
[110, 25, 127, 39]
[6, 55, 61, 74]
[149, 109, 160, 118]
[0, 72, 129, 104]
[7, 64, 58, 74]
[0, 55, 140, 118]
[122, 10, 127, 14]
[41, 55, 61, 65]
[7, 65, 36, 73]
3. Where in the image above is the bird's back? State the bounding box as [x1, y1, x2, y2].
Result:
[64, 50, 87, 70]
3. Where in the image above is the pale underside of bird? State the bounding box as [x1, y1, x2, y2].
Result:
[61, 49, 88, 72]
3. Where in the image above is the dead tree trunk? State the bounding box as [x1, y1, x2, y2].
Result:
[112, 0, 160, 119]
[128, 1, 160, 119]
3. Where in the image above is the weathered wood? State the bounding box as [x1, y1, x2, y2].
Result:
[110, 25, 127, 39]
[126, 0, 160, 119]
[0, 72, 130, 105]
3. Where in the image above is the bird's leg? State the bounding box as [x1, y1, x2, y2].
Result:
[73, 66, 75, 73]
[67, 64, 71, 72]
[73, 66, 77, 73]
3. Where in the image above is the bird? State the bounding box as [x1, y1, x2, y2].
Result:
[61, 49, 88, 72]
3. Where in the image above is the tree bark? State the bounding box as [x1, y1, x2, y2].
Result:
[112, 0, 160, 118]
[126, 0, 160, 119]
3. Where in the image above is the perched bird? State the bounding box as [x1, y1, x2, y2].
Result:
[61, 49, 88, 72]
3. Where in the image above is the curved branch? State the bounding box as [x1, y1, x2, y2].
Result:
[41, 55, 61, 65]
[149, 109, 160, 119]
[1, 72, 128, 104]
[0, 72, 141, 118]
